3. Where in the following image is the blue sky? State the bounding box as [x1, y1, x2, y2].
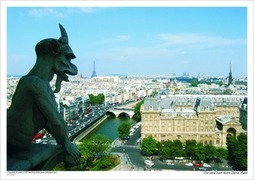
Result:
[7, 7, 247, 77]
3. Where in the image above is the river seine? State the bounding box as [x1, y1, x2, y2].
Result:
[83, 116, 135, 141]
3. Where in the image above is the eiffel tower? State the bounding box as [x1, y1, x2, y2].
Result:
[91, 61, 97, 78]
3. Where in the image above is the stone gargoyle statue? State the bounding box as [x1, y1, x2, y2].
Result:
[7, 24, 80, 169]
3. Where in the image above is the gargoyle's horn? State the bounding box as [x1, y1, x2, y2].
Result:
[59, 24, 69, 44]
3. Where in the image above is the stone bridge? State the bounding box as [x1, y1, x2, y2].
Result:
[107, 107, 135, 118]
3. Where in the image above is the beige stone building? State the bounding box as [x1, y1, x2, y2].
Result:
[141, 95, 246, 147]
[239, 97, 247, 130]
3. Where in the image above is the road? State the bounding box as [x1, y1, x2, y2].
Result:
[40, 105, 110, 145]
[38, 102, 232, 171]
[113, 124, 232, 171]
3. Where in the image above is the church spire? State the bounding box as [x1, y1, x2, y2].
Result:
[228, 62, 233, 86]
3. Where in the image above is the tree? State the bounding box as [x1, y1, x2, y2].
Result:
[118, 122, 131, 139]
[97, 93, 105, 104]
[133, 100, 144, 121]
[77, 138, 99, 168]
[216, 147, 228, 162]
[171, 140, 185, 157]
[185, 140, 197, 159]
[53, 135, 115, 171]
[216, 81, 223, 86]
[190, 78, 199, 87]
[90, 156, 120, 171]
[88, 94, 96, 105]
[204, 144, 217, 163]
[86, 135, 112, 158]
[88, 93, 105, 105]
[159, 140, 173, 159]
[141, 135, 158, 156]
[193, 143, 205, 160]
[150, 90, 158, 97]
[227, 133, 247, 171]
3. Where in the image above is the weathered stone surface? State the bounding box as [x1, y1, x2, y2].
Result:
[7, 144, 62, 171]
[7, 24, 81, 170]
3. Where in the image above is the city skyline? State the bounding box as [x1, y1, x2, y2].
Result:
[2, 2, 253, 179]
[6, 6, 248, 77]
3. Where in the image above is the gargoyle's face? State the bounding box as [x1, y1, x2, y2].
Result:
[53, 46, 78, 93]
[54, 51, 78, 82]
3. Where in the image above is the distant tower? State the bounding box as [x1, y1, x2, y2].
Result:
[91, 61, 97, 78]
[228, 62, 233, 86]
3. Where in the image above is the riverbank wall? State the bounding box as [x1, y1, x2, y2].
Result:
[73, 115, 109, 143]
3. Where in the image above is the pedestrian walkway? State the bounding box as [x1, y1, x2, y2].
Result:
[111, 138, 132, 171]
[112, 137, 123, 147]
[111, 153, 133, 171]
[111, 138, 144, 171]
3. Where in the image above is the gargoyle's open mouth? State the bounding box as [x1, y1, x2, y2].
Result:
[59, 71, 69, 82]
[54, 63, 78, 93]
[59, 63, 78, 82]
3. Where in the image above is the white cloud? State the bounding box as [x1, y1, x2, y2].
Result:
[28, 8, 64, 18]
[65, 7, 100, 14]
[28, 7, 101, 18]
[157, 33, 246, 48]
[78, 7, 98, 13]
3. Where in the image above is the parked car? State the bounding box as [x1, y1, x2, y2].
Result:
[167, 162, 175, 166]
[166, 159, 174, 165]
[194, 162, 202, 167]
[144, 160, 154, 167]
[203, 163, 211, 167]
[193, 167, 207, 171]
[198, 167, 207, 171]
[175, 157, 184, 160]
[122, 136, 130, 140]
[185, 162, 193, 166]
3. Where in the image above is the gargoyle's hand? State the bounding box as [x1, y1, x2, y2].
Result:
[64, 143, 81, 167]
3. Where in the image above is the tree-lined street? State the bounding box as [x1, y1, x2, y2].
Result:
[112, 124, 233, 171]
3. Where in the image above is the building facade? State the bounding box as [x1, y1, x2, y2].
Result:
[239, 97, 248, 130]
[141, 95, 246, 147]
